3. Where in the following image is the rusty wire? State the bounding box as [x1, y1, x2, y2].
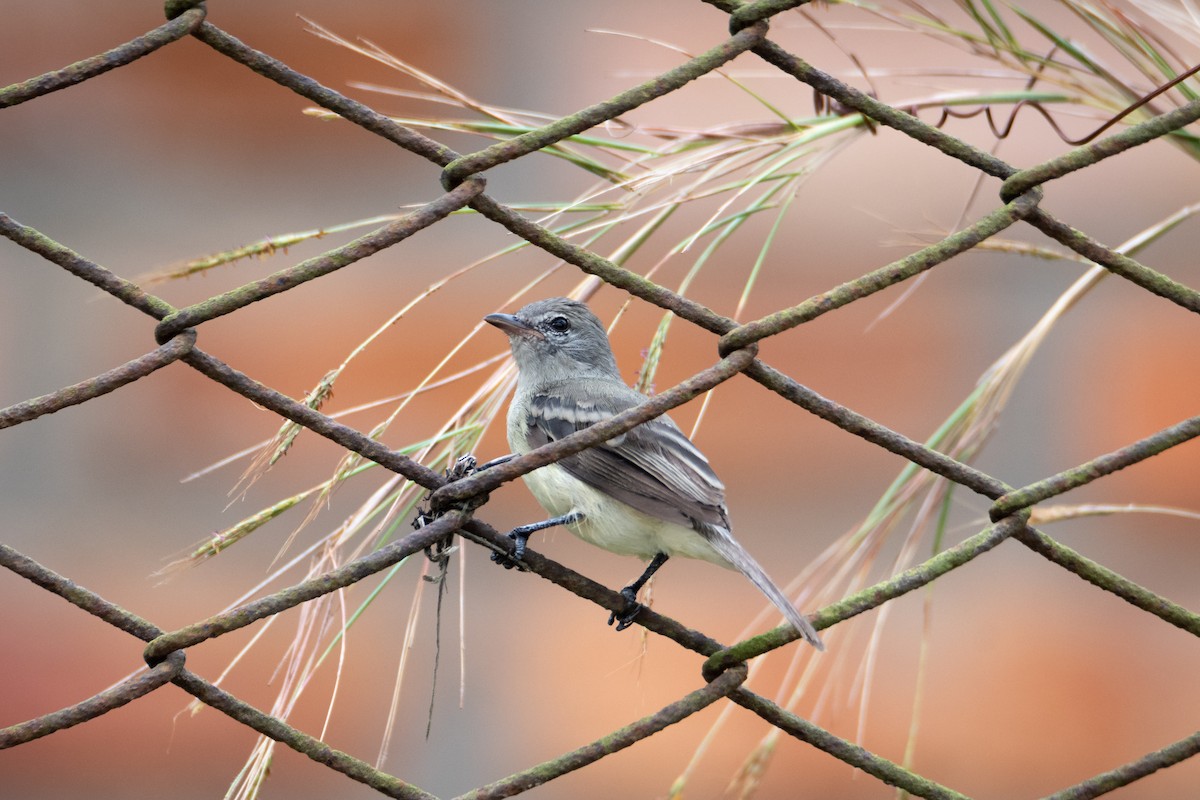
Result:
[1, 0, 1198, 798]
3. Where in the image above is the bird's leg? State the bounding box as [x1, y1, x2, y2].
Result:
[609, 552, 669, 631]
[474, 453, 516, 472]
[491, 511, 583, 570]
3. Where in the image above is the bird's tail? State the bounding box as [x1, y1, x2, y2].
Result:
[700, 524, 824, 650]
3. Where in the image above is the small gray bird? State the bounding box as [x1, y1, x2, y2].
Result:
[484, 297, 823, 649]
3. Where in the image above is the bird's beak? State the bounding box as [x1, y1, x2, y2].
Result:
[484, 312, 544, 340]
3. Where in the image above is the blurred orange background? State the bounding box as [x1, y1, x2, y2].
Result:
[2, 2, 1198, 798]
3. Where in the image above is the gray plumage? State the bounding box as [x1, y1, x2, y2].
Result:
[485, 297, 823, 649]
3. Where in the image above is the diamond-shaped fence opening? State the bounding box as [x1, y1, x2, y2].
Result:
[2, 2, 1198, 798]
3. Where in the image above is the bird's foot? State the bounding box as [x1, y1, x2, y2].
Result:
[489, 513, 580, 572]
[490, 530, 529, 571]
[607, 586, 643, 631]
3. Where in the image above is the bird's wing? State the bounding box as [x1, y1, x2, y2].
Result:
[524, 386, 728, 529]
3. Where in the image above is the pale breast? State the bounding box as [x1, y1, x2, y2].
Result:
[506, 389, 730, 566]
[521, 461, 730, 566]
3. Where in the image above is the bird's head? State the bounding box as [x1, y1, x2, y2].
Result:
[485, 297, 621, 386]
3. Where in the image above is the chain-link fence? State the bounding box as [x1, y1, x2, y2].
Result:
[2, 1, 1198, 798]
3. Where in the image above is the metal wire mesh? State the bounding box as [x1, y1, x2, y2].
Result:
[2, 1, 1198, 798]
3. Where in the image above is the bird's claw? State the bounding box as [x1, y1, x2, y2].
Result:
[489, 550, 521, 570]
[607, 587, 642, 631]
[490, 531, 527, 571]
[607, 607, 642, 631]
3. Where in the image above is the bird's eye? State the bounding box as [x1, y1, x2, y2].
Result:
[547, 316, 570, 333]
